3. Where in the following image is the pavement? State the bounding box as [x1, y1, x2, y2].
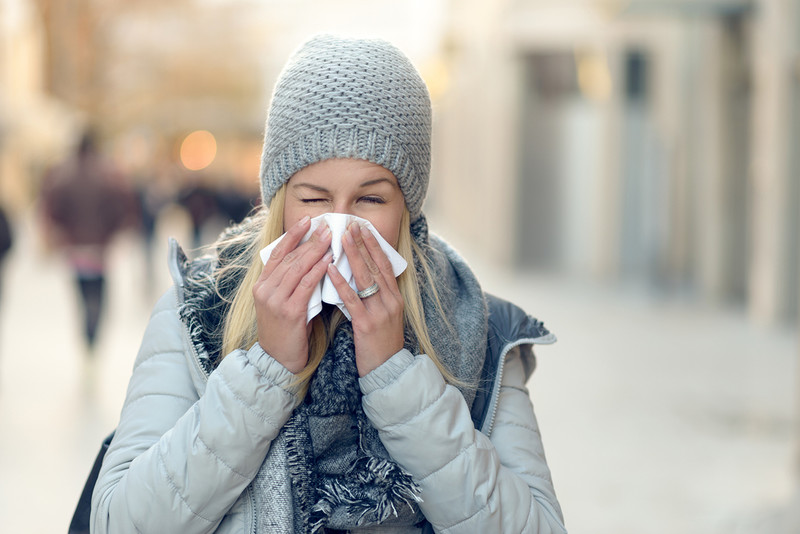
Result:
[0, 209, 797, 534]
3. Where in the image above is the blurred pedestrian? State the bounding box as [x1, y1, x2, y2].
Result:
[176, 173, 220, 248]
[40, 130, 136, 352]
[0, 203, 12, 304]
[132, 172, 172, 296]
[90, 35, 566, 533]
[216, 183, 258, 226]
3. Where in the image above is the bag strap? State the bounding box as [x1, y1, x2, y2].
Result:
[68, 431, 115, 534]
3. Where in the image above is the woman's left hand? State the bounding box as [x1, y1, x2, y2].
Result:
[327, 222, 405, 377]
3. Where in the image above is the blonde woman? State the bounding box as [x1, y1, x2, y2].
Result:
[90, 35, 566, 534]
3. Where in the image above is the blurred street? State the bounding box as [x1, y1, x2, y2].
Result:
[2, 1, 799, 533]
[0, 209, 796, 534]
[0, 208, 192, 534]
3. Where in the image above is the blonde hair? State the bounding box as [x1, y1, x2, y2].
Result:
[218, 184, 458, 390]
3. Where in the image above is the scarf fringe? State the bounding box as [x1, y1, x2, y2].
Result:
[308, 456, 422, 533]
[285, 409, 315, 533]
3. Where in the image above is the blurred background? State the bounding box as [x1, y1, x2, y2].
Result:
[0, 0, 798, 532]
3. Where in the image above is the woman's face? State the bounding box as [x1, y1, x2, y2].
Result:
[283, 158, 406, 248]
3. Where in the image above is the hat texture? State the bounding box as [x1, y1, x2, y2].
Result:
[259, 34, 432, 220]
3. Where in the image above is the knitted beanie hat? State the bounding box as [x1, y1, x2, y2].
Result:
[259, 34, 432, 221]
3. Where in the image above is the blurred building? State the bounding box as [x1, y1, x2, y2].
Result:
[0, 0, 448, 216]
[1, 0, 276, 207]
[1, 0, 798, 327]
[433, 0, 800, 325]
[0, 0, 75, 210]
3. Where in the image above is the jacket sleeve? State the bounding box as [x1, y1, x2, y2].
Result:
[90, 288, 302, 534]
[360, 347, 566, 534]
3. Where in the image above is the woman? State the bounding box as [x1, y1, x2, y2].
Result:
[91, 34, 566, 533]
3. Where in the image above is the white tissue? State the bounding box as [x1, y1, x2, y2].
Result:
[259, 213, 407, 322]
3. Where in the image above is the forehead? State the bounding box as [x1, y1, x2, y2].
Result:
[288, 158, 399, 188]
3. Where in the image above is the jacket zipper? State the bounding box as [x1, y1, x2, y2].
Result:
[481, 338, 539, 436]
[248, 488, 257, 534]
[178, 285, 261, 531]
[188, 329, 211, 382]
[171, 239, 256, 531]
[173, 281, 211, 385]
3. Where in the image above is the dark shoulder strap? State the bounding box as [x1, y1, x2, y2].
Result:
[68, 431, 115, 534]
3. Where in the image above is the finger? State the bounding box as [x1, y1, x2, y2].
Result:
[327, 263, 366, 315]
[358, 223, 402, 296]
[342, 224, 378, 293]
[255, 221, 331, 305]
[264, 215, 323, 270]
[259, 215, 311, 280]
[351, 223, 383, 277]
[270, 223, 332, 300]
[285, 251, 333, 315]
[349, 224, 401, 306]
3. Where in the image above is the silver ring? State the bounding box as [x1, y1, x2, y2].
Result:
[356, 282, 380, 299]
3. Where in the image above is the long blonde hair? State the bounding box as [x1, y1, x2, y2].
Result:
[217, 184, 457, 389]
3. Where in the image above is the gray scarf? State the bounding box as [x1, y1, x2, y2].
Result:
[273, 216, 488, 533]
[177, 215, 488, 533]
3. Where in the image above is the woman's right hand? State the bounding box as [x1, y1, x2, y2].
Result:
[253, 216, 332, 374]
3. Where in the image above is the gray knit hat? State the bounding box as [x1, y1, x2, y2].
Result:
[259, 34, 432, 221]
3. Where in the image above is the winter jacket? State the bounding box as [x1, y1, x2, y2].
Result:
[90, 239, 567, 533]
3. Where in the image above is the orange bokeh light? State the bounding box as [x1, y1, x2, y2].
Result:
[180, 130, 217, 171]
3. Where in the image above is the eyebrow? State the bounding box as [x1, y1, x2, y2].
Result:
[291, 177, 396, 192]
[292, 183, 330, 193]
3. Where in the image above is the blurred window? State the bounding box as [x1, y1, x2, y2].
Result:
[527, 52, 578, 99]
[625, 50, 648, 102]
[516, 51, 599, 273]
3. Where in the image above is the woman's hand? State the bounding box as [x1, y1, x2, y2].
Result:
[253, 216, 332, 374]
[327, 222, 405, 377]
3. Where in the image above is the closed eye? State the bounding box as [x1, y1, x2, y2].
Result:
[360, 196, 385, 204]
[300, 198, 328, 204]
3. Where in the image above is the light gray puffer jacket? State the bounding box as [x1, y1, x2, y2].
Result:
[90, 241, 567, 534]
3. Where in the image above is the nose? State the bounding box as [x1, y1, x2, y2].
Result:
[330, 202, 355, 216]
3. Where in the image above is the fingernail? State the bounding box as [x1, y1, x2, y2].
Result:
[322, 225, 331, 239]
[323, 251, 333, 262]
[300, 215, 310, 225]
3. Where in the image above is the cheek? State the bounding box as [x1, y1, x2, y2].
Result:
[283, 202, 323, 232]
[372, 211, 403, 249]
[282, 205, 302, 232]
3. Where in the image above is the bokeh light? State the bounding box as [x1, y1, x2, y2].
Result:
[179, 130, 217, 171]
